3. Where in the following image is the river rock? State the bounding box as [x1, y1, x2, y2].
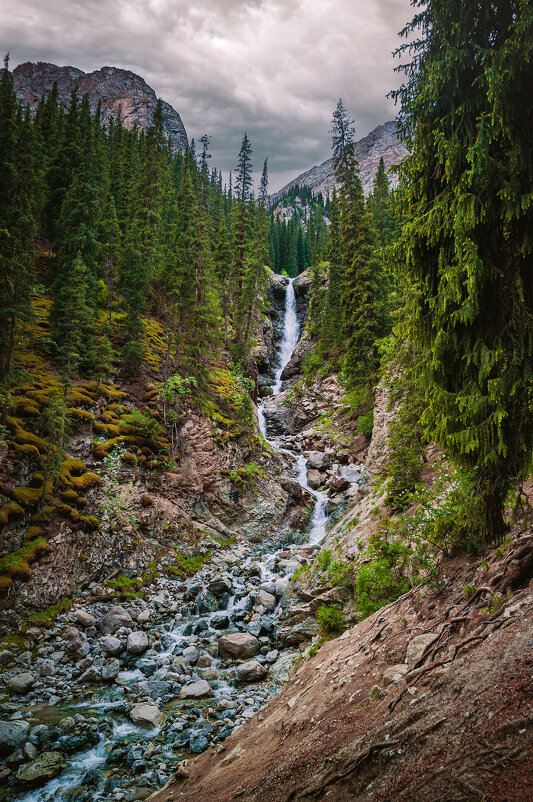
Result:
[207, 576, 232, 597]
[256, 589, 276, 611]
[16, 751, 63, 786]
[278, 476, 303, 500]
[99, 605, 133, 634]
[7, 672, 35, 695]
[279, 618, 319, 647]
[306, 469, 324, 489]
[0, 650, 13, 666]
[99, 635, 123, 655]
[130, 703, 166, 729]
[210, 613, 230, 629]
[178, 680, 213, 699]
[406, 634, 435, 669]
[305, 451, 331, 470]
[63, 626, 90, 659]
[198, 591, 219, 614]
[72, 608, 97, 628]
[218, 633, 259, 659]
[39, 659, 55, 677]
[137, 609, 151, 624]
[237, 660, 267, 682]
[0, 720, 30, 755]
[182, 646, 199, 664]
[127, 631, 149, 654]
[58, 716, 75, 734]
[101, 658, 121, 682]
[275, 577, 290, 596]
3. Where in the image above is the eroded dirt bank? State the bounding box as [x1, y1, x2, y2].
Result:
[151, 536, 533, 802]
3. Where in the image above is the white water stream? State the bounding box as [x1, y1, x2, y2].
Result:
[258, 278, 328, 545]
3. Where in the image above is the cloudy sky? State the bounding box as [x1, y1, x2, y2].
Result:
[1, 0, 411, 191]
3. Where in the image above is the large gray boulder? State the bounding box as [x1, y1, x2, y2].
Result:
[218, 633, 259, 660]
[126, 631, 149, 654]
[178, 680, 213, 699]
[99, 605, 133, 634]
[237, 660, 267, 683]
[7, 672, 35, 695]
[0, 720, 30, 755]
[99, 635, 123, 655]
[305, 451, 331, 470]
[71, 608, 97, 628]
[256, 589, 276, 611]
[129, 703, 165, 729]
[16, 751, 63, 786]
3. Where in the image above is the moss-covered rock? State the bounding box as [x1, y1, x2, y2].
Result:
[0, 501, 25, 526]
[0, 539, 51, 581]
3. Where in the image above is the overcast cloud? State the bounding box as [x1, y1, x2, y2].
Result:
[1, 0, 411, 191]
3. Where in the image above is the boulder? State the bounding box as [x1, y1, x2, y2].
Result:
[137, 609, 151, 624]
[305, 451, 331, 470]
[278, 618, 319, 647]
[406, 634, 436, 669]
[16, 751, 63, 786]
[72, 609, 97, 628]
[39, 659, 55, 677]
[198, 591, 219, 614]
[99, 605, 133, 634]
[101, 658, 121, 682]
[0, 650, 13, 666]
[127, 631, 149, 654]
[99, 635, 123, 656]
[7, 673, 35, 695]
[178, 680, 213, 699]
[57, 717, 75, 734]
[207, 576, 232, 597]
[278, 476, 303, 501]
[64, 626, 90, 659]
[382, 664, 409, 686]
[0, 720, 30, 756]
[182, 646, 199, 664]
[256, 589, 276, 611]
[237, 660, 267, 683]
[275, 577, 290, 596]
[306, 469, 324, 489]
[218, 633, 259, 660]
[129, 703, 166, 729]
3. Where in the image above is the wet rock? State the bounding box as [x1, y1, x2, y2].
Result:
[7, 672, 35, 695]
[0, 720, 30, 755]
[305, 451, 331, 470]
[189, 732, 209, 753]
[275, 577, 290, 596]
[256, 589, 276, 611]
[100, 635, 124, 656]
[130, 703, 166, 729]
[0, 650, 14, 665]
[207, 576, 232, 597]
[127, 631, 149, 655]
[182, 646, 199, 664]
[178, 680, 213, 699]
[406, 634, 435, 669]
[237, 660, 267, 682]
[137, 658, 157, 676]
[57, 716, 75, 734]
[137, 609, 151, 624]
[218, 633, 260, 660]
[198, 591, 219, 614]
[306, 469, 324, 490]
[72, 608, 98, 628]
[99, 605, 134, 634]
[16, 751, 63, 786]
[79, 665, 102, 683]
[211, 614, 230, 629]
[278, 476, 303, 501]
[265, 649, 279, 663]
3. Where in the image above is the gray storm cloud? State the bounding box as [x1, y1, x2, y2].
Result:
[1, 0, 411, 191]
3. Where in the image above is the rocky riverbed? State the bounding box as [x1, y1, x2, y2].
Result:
[0, 278, 366, 802]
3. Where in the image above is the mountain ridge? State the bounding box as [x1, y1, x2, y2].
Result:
[271, 120, 408, 202]
[6, 61, 188, 151]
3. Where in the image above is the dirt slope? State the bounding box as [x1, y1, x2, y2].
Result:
[150, 536, 533, 802]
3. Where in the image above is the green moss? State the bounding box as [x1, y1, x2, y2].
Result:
[26, 598, 73, 629]
[0, 501, 25, 526]
[23, 526, 43, 541]
[61, 489, 79, 503]
[0, 539, 51, 581]
[68, 408, 96, 424]
[12, 482, 52, 508]
[68, 471, 100, 491]
[80, 515, 100, 530]
[10, 442, 41, 459]
[0, 576, 13, 593]
[121, 452, 137, 465]
[173, 551, 211, 576]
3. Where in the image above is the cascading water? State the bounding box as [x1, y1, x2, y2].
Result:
[258, 278, 328, 544]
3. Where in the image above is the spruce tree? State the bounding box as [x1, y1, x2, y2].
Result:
[393, 0, 533, 541]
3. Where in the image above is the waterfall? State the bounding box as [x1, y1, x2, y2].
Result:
[258, 277, 328, 543]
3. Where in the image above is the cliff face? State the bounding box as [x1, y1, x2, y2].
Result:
[9, 61, 188, 151]
[271, 120, 408, 201]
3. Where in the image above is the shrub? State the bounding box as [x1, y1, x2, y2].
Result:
[316, 549, 332, 571]
[316, 604, 344, 636]
[357, 409, 374, 438]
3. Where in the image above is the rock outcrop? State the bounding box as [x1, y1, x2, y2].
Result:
[270, 120, 408, 202]
[6, 62, 188, 152]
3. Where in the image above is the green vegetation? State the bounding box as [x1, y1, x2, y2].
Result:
[316, 604, 344, 637]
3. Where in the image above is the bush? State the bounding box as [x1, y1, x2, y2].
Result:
[316, 549, 332, 571]
[357, 409, 374, 438]
[316, 604, 344, 636]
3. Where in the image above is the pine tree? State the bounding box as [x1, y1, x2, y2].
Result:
[231, 132, 253, 334]
[392, 0, 533, 541]
[52, 252, 94, 376]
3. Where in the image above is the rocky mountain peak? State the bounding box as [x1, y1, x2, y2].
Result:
[271, 120, 408, 204]
[8, 61, 188, 152]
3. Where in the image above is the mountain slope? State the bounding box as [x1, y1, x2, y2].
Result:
[8, 61, 188, 151]
[271, 121, 408, 201]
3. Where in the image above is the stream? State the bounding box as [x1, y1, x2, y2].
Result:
[1, 277, 329, 802]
